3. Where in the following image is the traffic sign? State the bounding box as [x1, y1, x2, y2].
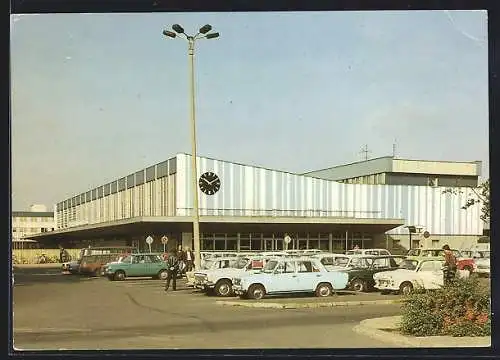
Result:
[284, 235, 292, 244]
[423, 231, 430, 238]
[146, 236, 154, 244]
[161, 236, 169, 245]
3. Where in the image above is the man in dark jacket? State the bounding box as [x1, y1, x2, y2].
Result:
[442, 244, 457, 285]
[165, 251, 180, 292]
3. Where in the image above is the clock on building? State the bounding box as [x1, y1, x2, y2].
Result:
[198, 171, 221, 195]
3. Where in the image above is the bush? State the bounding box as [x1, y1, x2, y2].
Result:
[399, 277, 491, 337]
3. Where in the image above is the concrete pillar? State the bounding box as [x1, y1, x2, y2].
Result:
[181, 232, 192, 251]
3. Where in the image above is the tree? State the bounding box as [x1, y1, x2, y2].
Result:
[442, 179, 490, 223]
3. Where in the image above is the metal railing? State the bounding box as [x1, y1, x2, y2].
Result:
[177, 207, 382, 218]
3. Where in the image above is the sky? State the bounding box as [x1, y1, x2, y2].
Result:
[11, 10, 488, 211]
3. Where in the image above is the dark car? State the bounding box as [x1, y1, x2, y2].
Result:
[345, 255, 406, 292]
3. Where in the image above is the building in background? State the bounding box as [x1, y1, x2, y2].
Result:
[12, 204, 56, 249]
[27, 153, 484, 253]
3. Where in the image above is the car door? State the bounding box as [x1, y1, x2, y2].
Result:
[269, 260, 298, 293]
[295, 260, 318, 292]
[128, 255, 144, 276]
[417, 260, 443, 289]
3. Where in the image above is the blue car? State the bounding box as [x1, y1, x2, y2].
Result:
[232, 257, 349, 300]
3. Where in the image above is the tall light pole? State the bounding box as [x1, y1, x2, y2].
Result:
[162, 24, 219, 270]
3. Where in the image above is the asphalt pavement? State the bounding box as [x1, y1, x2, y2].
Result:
[12, 267, 400, 350]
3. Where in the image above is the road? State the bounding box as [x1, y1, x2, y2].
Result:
[12, 267, 401, 350]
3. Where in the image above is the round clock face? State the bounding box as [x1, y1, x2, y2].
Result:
[198, 171, 221, 195]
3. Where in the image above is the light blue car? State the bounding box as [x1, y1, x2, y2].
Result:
[232, 257, 349, 300]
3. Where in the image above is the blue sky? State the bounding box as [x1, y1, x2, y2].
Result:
[11, 10, 488, 210]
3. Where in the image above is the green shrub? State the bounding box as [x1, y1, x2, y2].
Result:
[398, 277, 491, 337]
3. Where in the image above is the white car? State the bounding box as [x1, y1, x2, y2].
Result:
[346, 248, 392, 256]
[373, 258, 447, 295]
[193, 256, 268, 296]
[186, 256, 239, 287]
[232, 257, 349, 300]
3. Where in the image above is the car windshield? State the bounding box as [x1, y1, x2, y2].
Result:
[333, 257, 350, 267]
[262, 260, 278, 273]
[398, 260, 418, 270]
[203, 260, 215, 270]
[234, 258, 249, 269]
[120, 255, 132, 264]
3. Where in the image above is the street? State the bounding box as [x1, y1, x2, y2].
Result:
[13, 267, 401, 350]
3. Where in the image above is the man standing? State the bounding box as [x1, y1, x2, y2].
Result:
[442, 244, 457, 285]
[165, 251, 180, 292]
[185, 247, 194, 272]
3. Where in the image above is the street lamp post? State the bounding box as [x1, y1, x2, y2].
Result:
[162, 24, 219, 270]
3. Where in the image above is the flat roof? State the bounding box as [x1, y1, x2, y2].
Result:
[12, 211, 54, 217]
[27, 216, 405, 243]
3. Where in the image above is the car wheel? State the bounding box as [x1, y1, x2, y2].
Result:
[248, 284, 266, 300]
[113, 270, 126, 281]
[215, 279, 233, 297]
[158, 270, 168, 281]
[350, 279, 367, 292]
[107, 275, 114, 281]
[315, 283, 333, 297]
[399, 282, 413, 296]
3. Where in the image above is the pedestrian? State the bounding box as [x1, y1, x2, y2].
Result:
[59, 246, 65, 263]
[185, 247, 194, 272]
[442, 244, 457, 285]
[165, 251, 180, 292]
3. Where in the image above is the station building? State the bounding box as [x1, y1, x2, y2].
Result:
[12, 204, 56, 249]
[28, 154, 485, 254]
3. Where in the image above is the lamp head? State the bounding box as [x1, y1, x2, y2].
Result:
[199, 24, 212, 34]
[163, 30, 177, 38]
[172, 24, 184, 34]
[205, 32, 219, 39]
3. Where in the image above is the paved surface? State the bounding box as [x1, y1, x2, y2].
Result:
[12, 267, 400, 350]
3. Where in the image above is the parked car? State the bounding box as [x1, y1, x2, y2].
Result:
[461, 250, 490, 277]
[321, 254, 376, 271]
[406, 248, 476, 274]
[232, 257, 349, 300]
[61, 260, 80, 274]
[345, 255, 406, 292]
[373, 257, 467, 296]
[193, 256, 268, 296]
[186, 256, 239, 287]
[345, 248, 392, 256]
[103, 253, 169, 281]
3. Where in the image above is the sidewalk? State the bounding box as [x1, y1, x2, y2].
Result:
[216, 292, 403, 309]
[13, 263, 61, 269]
[353, 316, 491, 347]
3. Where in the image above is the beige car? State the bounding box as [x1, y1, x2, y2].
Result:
[186, 257, 239, 287]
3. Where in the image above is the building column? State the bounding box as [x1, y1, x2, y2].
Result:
[329, 233, 333, 252]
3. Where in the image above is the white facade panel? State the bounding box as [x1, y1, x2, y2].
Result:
[176, 154, 483, 236]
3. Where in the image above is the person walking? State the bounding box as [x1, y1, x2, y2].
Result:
[185, 247, 194, 272]
[442, 244, 457, 285]
[165, 251, 180, 292]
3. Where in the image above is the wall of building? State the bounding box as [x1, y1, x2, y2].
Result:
[12, 212, 55, 242]
[55, 157, 177, 228]
[303, 157, 394, 180]
[176, 154, 483, 236]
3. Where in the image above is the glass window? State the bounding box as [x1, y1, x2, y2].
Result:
[284, 261, 296, 273]
[111, 182, 118, 194]
[250, 233, 262, 251]
[371, 258, 390, 269]
[202, 234, 214, 250]
[399, 260, 418, 270]
[91, 189, 97, 201]
[127, 174, 135, 189]
[168, 157, 177, 174]
[226, 234, 237, 251]
[135, 170, 145, 186]
[320, 257, 335, 266]
[157, 161, 168, 178]
[146, 166, 155, 182]
[118, 178, 126, 191]
[419, 261, 437, 272]
[298, 261, 313, 273]
[104, 184, 111, 196]
[263, 260, 278, 273]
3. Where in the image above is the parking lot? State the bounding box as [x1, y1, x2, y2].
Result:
[13, 266, 402, 350]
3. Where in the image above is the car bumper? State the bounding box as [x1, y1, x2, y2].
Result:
[374, 281, 398, 291]
[194, 282, 215, 290]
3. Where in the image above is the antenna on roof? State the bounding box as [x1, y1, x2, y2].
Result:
[360, 145, 371, 161]
[392, 139, 397, 158]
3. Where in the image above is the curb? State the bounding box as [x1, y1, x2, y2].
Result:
[352, 316, 491, 348]
[216, 299, 402, 309]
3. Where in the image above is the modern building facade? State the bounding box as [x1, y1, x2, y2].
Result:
[28, 153, 485, 253]
[303, 156, 482, 188]
[12, 204, 56, 249]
